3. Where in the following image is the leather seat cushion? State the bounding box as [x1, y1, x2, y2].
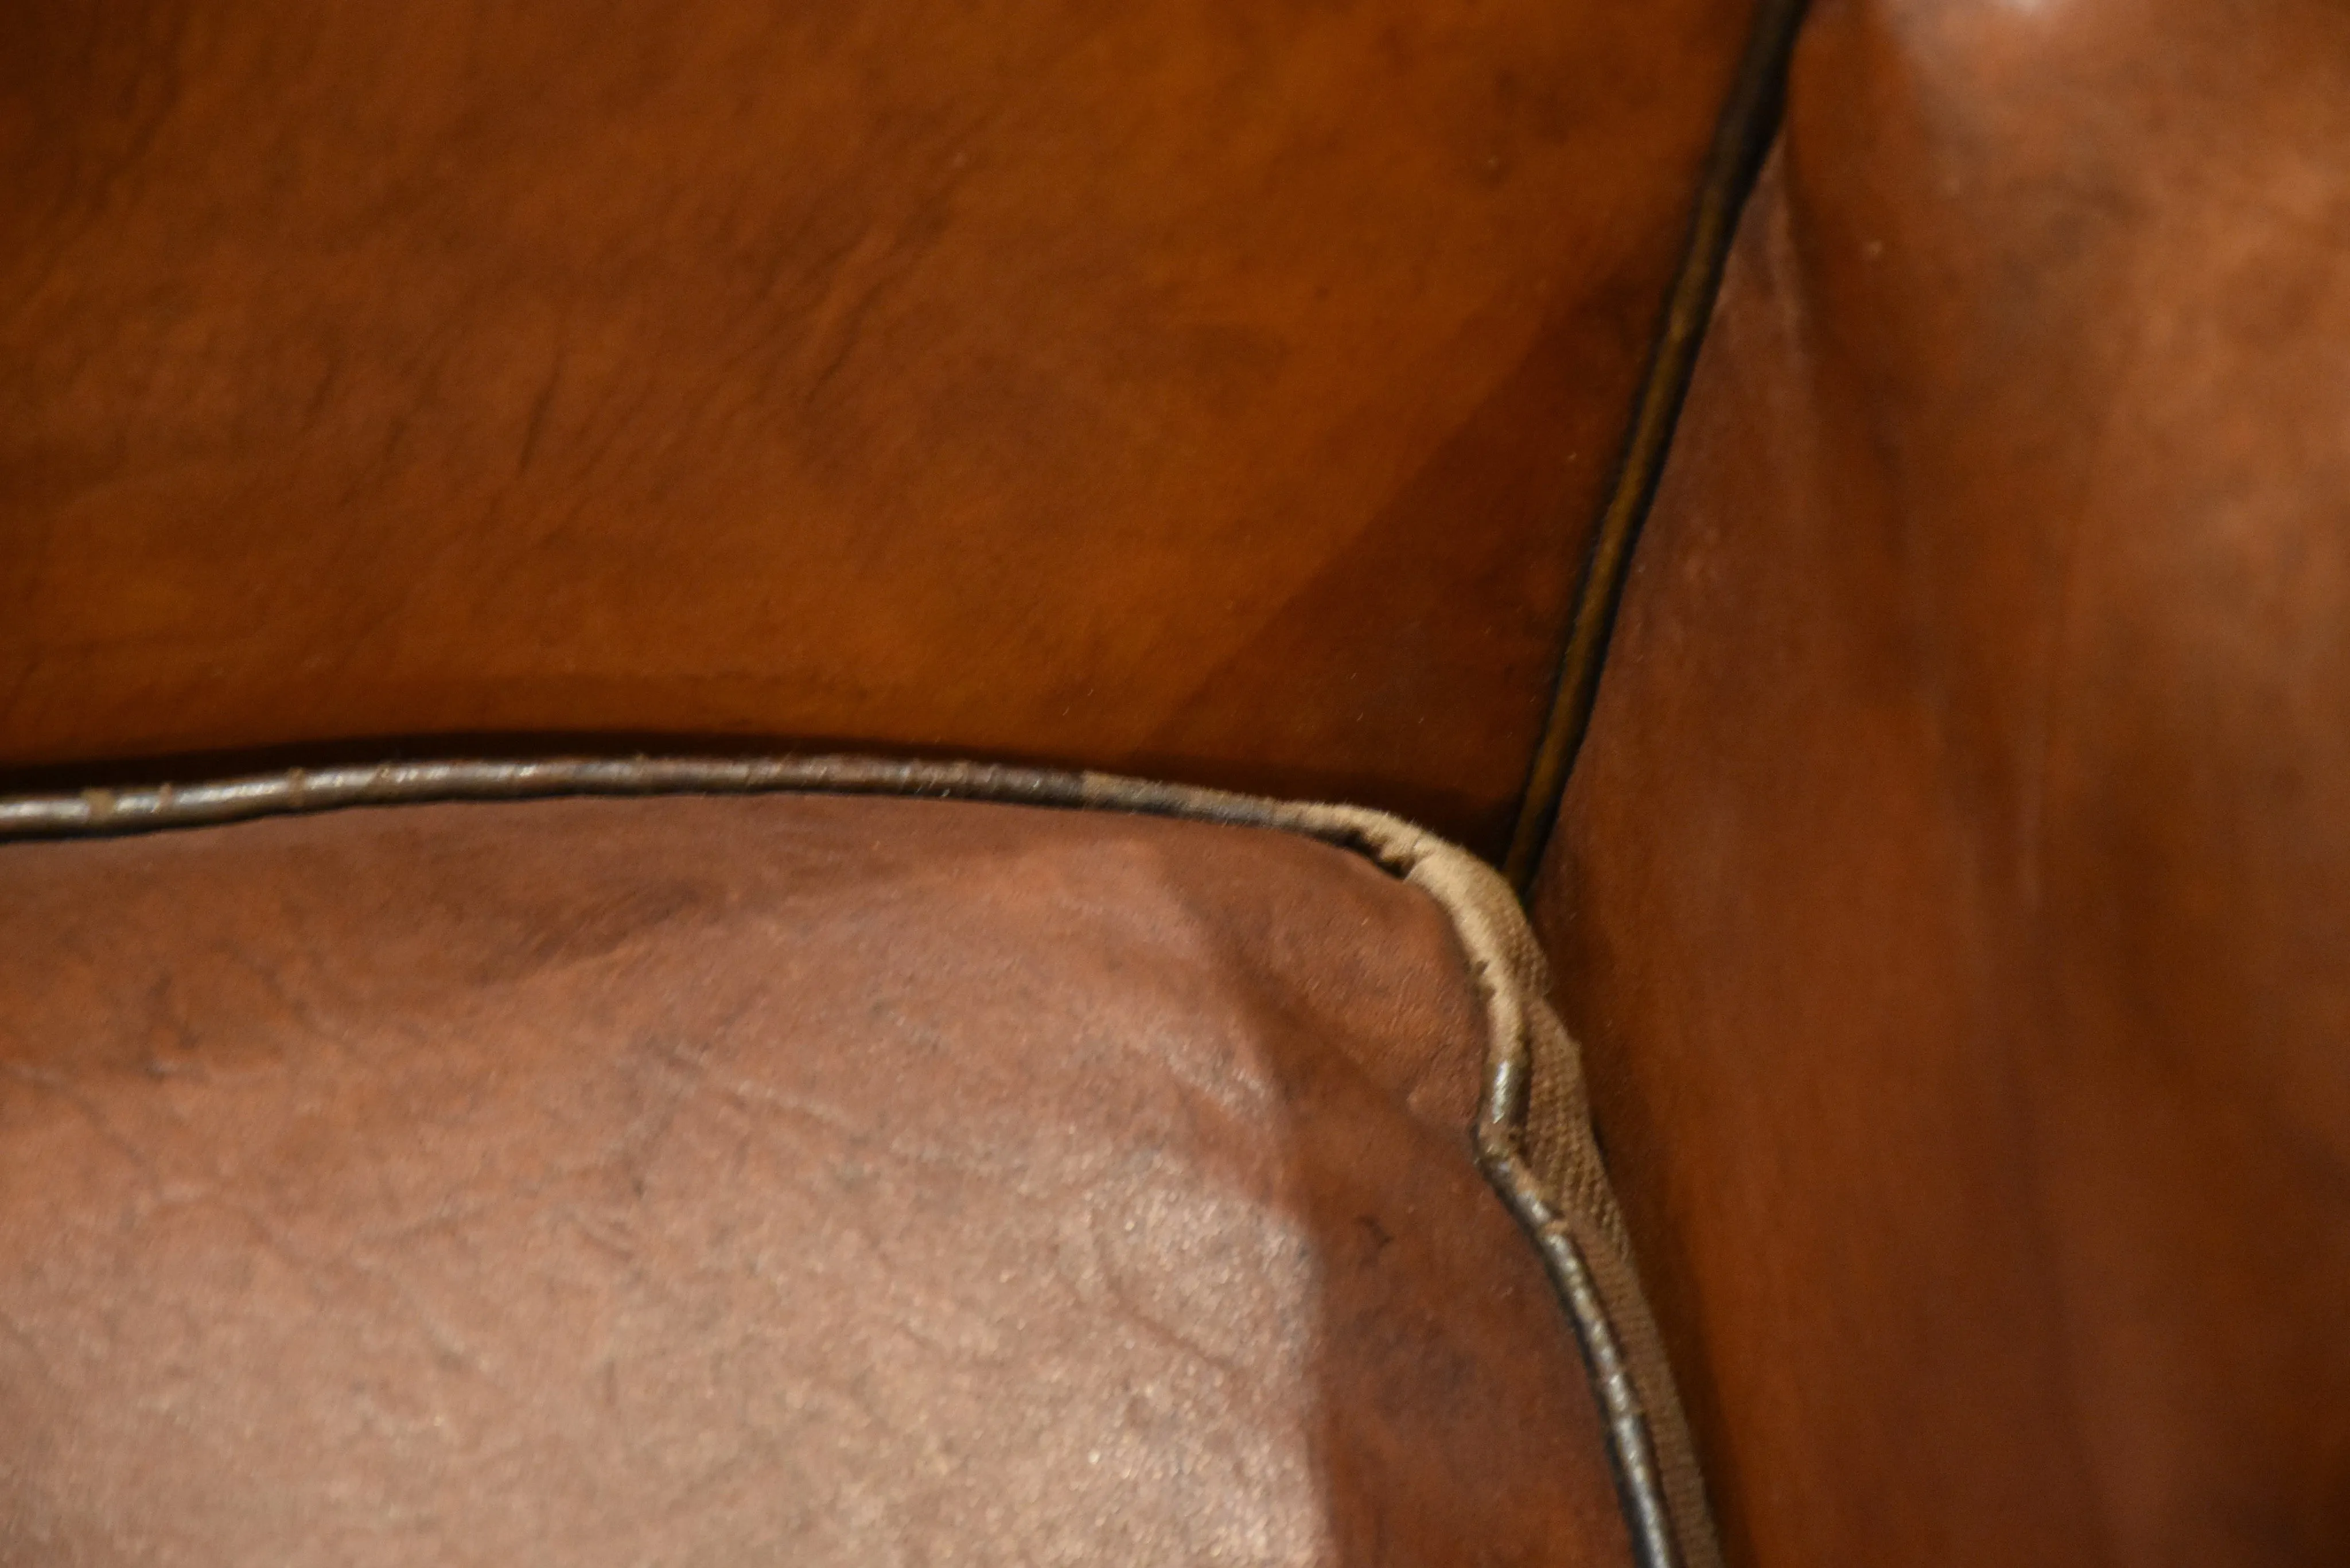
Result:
[0, 791, 1631, 1566]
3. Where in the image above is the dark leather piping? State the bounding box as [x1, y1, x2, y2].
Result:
[1502, 0, 1811, 893]
[1485, 1151, 1679, 1568]
[0, 756, 1143, 840]
[0, 752, 1719, 1568]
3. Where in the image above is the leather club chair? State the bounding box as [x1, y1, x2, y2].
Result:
[1, 1, 2340, 1564]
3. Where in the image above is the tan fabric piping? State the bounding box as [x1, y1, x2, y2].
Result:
[0, 753, 1719, 1568]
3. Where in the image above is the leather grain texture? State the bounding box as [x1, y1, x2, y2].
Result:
[1535, 2, 2350, 1563]
[0, 790, 1637, 1566]
[0, 0, 1753, 851]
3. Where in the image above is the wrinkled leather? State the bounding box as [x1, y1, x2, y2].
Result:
[1536, 2, 2350, 1563]
[0, 0, 1753, 851]
[0, 793, 1633, 1566]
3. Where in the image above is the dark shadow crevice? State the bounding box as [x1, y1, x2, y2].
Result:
[1501, 0, 1812, 893]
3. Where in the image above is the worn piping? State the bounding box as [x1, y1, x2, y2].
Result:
[0, 753, 1721, 1567]
[1503, 0, 1811, 892]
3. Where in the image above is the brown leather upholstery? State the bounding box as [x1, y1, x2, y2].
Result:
[1535, 1, 2350, 1563]
[0, 0, 1754, 850]
[0, 790, 1634, 1566]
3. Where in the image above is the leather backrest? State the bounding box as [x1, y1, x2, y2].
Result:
[0, 0, 1754, 851]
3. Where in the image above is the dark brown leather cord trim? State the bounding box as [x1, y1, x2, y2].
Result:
[1502, 0, 1811, 893]
[0, 752, 1720, 1568]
